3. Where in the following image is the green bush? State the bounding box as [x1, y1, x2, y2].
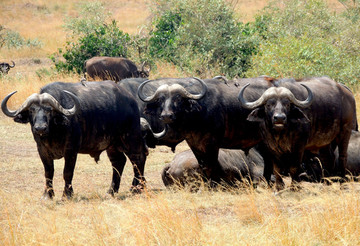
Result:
[246, 0, 360, 85]
[52, 2, 131, 74]
[52, 20, 130, 74]
[0, 28, 43, 49]
[63, 1, 111, 37]
[148, 11, 182, 60]
[148, 0, 259, 78]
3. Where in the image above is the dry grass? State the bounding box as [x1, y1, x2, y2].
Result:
[1, 119, 360, 245]
[1, 0, 360, 245]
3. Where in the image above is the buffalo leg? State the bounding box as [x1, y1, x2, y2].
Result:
[337, 131, 351, 180]
[40, 155, 55, 199]
[125, 148, 147, 193]
[106, 148, 127, 195]
[189, 145, 223, 186]
[318, 145, 336, 177]
[273, 164, 285, 191]
[256, 143, 274, 186]
[63, 153, 77, 199]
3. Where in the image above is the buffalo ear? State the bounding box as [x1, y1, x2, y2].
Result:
[247, 108, 264, 122]
[186, 99, 202, 113]
[53, 114, 70, 126]
[14, 112, 30, 124]
[289, 107, 310, 124]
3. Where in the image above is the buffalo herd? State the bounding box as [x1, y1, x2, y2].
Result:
[1, 57, 359, 198]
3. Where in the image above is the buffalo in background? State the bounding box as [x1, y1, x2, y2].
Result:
[0, 60, 15, 74]
[85, 56, 151, 82]
[1, 81, 147, 199]
[239, 77, 357, 190]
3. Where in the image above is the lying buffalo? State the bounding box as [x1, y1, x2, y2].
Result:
[337, 130, 360, 178]
[138, 76, 275, 184]
[0, 60, 15, 74]
[85, 56, 150, 82]
[1, 81, 147, 199]
[239, 76, 356, 190]
[162, 148, 265, 188]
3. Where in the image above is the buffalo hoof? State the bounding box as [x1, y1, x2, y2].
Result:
[41, 188, 55, 200]
[107, 188, 116, 197]
[275, 182, 285, 191]
[62, 186, 74, 200]
[290, 182, 302, 192]
[130, 184, 145, 194]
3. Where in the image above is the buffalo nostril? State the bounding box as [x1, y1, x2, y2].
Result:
[160, 113, 175, 123]
[273, 114, 286, 123]
[34, 125, 47, 134]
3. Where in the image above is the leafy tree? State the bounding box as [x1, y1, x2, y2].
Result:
[148, 0, 259, 78]
[245, 0, 360, 85]
[52, 2, 131, 74]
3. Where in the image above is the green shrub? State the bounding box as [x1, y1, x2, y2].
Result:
[148, 11, 182, 60]
[148, 0, 259, 78]
[63, 1, 111, 37]
[52, 2, 131, 74]
[246, 0, 360, 85]
[0, 28, 43, 49]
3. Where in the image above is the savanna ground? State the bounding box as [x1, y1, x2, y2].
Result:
[1, 0, 360, 245]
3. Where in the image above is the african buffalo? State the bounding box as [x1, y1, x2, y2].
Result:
[0, 61, 15, 74]
[1, 81, 147, 199]
[162, 148, 265, 188]
[119, 77, 187, 152]
[85, 56, 150, 82]
[239, 76, 356, 190]
[307, 130, 360, 179]
[137, 76, 274, 184]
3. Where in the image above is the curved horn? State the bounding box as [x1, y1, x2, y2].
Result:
[140, 117, 167, 139]
[141, 61, 145, 71]
[238, 83, 266, 109]
[9, 61, 15, 68]
[287, 84, 313, 108]
[137, 80, 164, 102]
[153, 124, 167, 139]
[238, 84, 278, 109]
[1, 91, 40, 117]
[212, 75, 228, 83]
[40, 91, 80, 116]
[141, 61, 151, 73]
[187, 77, 207, 100]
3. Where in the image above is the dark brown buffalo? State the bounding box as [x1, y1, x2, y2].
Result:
[162, 148, 265, 188]
[0, 61, 15, 74]
[85, 56, 150, 82]
[138, 76, 274, 184]
[1, 81, 147, 199]
[307, 130, 360, 180]
[239, 77, 356, 190]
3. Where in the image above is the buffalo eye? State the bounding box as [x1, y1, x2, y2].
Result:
[265, 99, 276, 110]
[281, 98, 291, 110]
[173, 94, 183, 106]
[155, 95, 165, 105]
